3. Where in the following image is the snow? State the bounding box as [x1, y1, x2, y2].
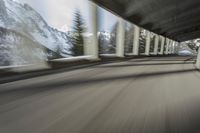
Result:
[100, 54, 117, 57]
[178, 50, 193, 56]
[4, 0, 71, 53]
[51, 56, 97, 62]
[0, 63, 50, 72]
[59, 24, 70, 32]
[0, 64, 32, 70]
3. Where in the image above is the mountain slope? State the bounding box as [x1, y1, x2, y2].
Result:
[3, 0, 71, 52]
[0, 0, 72, 66]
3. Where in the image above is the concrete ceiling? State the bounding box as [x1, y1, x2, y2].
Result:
[92, 0, 200, 42]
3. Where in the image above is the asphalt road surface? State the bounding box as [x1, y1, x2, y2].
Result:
[1, 56, 200, 133]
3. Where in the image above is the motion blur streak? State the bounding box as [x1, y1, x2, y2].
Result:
[1, 56, 200, 133]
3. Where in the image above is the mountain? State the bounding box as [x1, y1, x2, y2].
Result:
[0, 27, 48, 66]
[98, 31, 116, 54]
[0, 0, 72, 66]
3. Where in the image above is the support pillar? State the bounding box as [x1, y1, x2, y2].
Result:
[165, 38, 169, 55]
[116, 18, 125, 57]
[85, 2, 99, 59]
[196, 47, 200, 69]
[174, 42, 179, 54]
[172, 41, 175, 54]
[153, 34, 159, 55]
[169, 40, 173, 54]
[133, 25, 140, 55]
[145, 31, 151, 56]
[168, 40, 171, 54]
[159, 36, 165, 55]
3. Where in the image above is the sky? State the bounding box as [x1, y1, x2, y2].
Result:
[14, 0, 118, 32]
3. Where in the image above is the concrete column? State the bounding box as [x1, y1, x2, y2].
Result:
[169, 40, 173, 54]
[165, 38, 169, 55]
[174, 42, 179, 54]
[196, 47, 200, 69]
[116, 18, 125, 57]
[159, 36, 165, 55]
[172, 41, 175, 54]
[145, 31, 151, 56]
[168, 40, 172, 54]
[153, 34, 159, 55]
[171, 40, 174, 54]
[133, 25, 140, 55]
[174, 41, 177, 54]
[86, 2, 99, 59]
[176, 42, 181, 54]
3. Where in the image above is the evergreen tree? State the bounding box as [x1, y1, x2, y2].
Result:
[187, 40, 198, 51]
[98, 32, 107, 54]
[139, 29, 146, 54]
[150, 35, 155, 52]
[109, 22, 118, 54]
[71, 10, 86, 56]
[124, 24, 134, 53]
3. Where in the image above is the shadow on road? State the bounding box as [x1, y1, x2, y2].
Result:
[0, 68, 197, 104]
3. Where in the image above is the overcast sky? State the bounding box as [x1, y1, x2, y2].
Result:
[14, 0, 118, 32]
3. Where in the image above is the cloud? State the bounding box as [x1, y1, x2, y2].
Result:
[15, 0, 118, 32]
[19, 0, 89, 30]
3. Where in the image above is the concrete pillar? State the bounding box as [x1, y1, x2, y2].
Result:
[171, 40, 174, 54]
[153, 34, 159, 55]
[133, 25, 140, 55]
[116, 18, 125, 57]
[172, 41, 175, 54]
[174, 41, 177, 54]
[168, 40, 172, 54]
[145, 31, 151, 56]
[86, 2, 99, 59]
[165, 38, 169, 55]
[169, 40, 173, 54]
[196, 47, 200, 69]
[174, 42, 179, 54]
[159, 36, 165, 55]
[176, 42, 181, 54]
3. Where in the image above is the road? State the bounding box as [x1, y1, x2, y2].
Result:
[0, 56, 200, 133]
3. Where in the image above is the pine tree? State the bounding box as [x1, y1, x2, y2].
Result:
[124, 24, 134, 53]
[139, 29, 146, 54]
[71, 10, 86, 56]
[109, 22, 119, 54]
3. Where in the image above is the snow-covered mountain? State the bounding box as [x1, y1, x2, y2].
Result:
[98, 31, 116, 54]
[0, 27, 47, 66]
[0, 0, 72, 66]
[3, 0, 71, 52]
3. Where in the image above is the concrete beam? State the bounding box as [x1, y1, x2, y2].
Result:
[92, 0, 200, 42]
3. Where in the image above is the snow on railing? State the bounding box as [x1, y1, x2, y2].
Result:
[50, 55, 98, 62]
[0, 63, 50, 72]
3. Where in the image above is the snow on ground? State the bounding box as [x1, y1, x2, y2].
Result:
[178, 50, 194, 56]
